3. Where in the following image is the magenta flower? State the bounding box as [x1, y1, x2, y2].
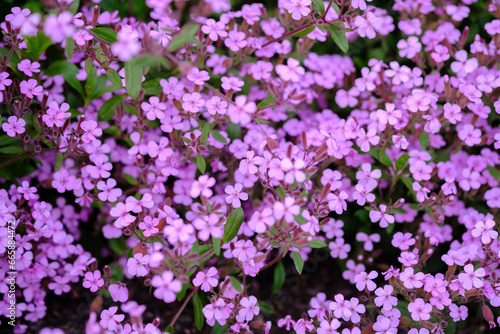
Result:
[202, 19, 227, 41]
[285, 0, 311, 21]
[369, 204, 394, 228]
[354, 270, 378, 291]
[96, 178, 122, 202]
[127, 253, 150, 277]
[238, 296, 259, 321]
[18, 59, 40, 77]
[471, 219, 498, 244]
[163, 218, 194, 244]
[82, 270, 104, 292]
[193, 267, 219, 292]
[190, 175, 216, 198]
[2, 116, 25, 137]
[374, 285, 398, 311]
[43, 12, 74, 43]
[281, 157, 306, 184]
[327, 191, 348, 215]
[228, 95, 256, 125]
[274, 196, 300, 223]
[187, 68, 210, 86]
[142, 96, 166, 121]
[408, 298, 432, 321]
[224, 30, 247, 51]
[275, 58, 305, 82]
[111, 25, 141, 62]
[206, 96, 228, 115]
[81, 120, 102, 143]
[182, 92, 205, 113]
[151, 271, 182, 303]
[458, 264, 485, 290]
[20, 79, 43, 98]
[138, 216, 160, 237]
[99, 307, 125, 331]
[17, 181, 38, 201]
[225, 183, 248, 208]
[42, 102, 71, 127]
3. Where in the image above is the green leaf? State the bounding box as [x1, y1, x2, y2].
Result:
[167, 24, 200, 51]
[395, 153, 409, 172]
[257, 301, 274, 314]
[44, 60, 79, 77]
[309, 239, 327, 248]
[142, 78, 163, 96]
[89, 27, 117, 44]
[68, 0, 80, 14]
[275, 187, 286, 198]
[24, 31, 53, 60]
[196, 153, 206, 174]
[97, 94, 127, 121]
[312, 0, 325, 13]
[201, 123, 210, 142]
[0, 146, 23, 154]
[211, 130, 227, 144]
[294, 214, 308, 224]
[292, 252, 304, 274]
[85, 65, 97, 96]
[85, 58, 93, 74]
[125, 59, 143, 100]
[323, 24, 349, 53]
[273, 261, 285, 294]
[212, 323, 229, 334]
[229, 276, 243, 293]
[44, 60, 84, 95]
[221, 207, 245, 244]
[123, 173, 138, 185]
[109, 237, 127, 255]
[293, 26, 316, 37]
[213, 237, 221, 256]
[400, 176, 414, 192]
[419, 131, 429, 150]
[193, 292, 204, 331]
[487, 166, 500, 181]
[256, 118, 269, 124]
[176, 282, 188, 301]
[226, 122, 240, 140]
[257, 94, 275, 109]
[378, 147, 392, 167]
[133, 54, 171, 70]
[165, 326, 174, 333]
[65, 37, 75, 59]
[0, 135, 18, 147]
[105, 68, 123, 88]
[55, 153, 63, 171]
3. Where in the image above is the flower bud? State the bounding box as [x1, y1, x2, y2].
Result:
[482, 305, 496, 329]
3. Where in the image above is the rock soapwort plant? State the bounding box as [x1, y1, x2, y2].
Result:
[1, 0, 500, 333]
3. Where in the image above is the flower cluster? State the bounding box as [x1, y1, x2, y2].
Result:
[1, 0, 500, 333]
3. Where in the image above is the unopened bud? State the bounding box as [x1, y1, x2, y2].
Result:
[90, 295, 103, 313]
[482, 305, 497, 329]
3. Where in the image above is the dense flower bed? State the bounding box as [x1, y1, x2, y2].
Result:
[1, 0, 500, 333]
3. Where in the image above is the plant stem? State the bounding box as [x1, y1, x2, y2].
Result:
[262, 22, 315, 47]
[168, 288, 197, 328]
[258, 248, 285, 273]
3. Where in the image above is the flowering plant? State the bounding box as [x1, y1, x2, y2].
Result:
[1, 0, 500, 333]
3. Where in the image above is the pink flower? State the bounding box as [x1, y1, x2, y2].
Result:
[239, 151, 264, 174]
[18, 59, 40, 77]
[285, 0, 311, 21]
[193, 267, 219, 292]
[202, 19, 227, 41]
[182, 92, 205, 113]
[187, 68, 210, 86]
[138, 216, 160, 237]
[238, 296, 259, 321]
[451, 50, 478, 77]
[190, 175, 216, 198]
[399, 267, 425, 289]
[449, 304, 468, 322]
[327, 191, 348, 215]
[20, 79, 43, 98]
[275, 58, 305, 82]
[206, 96, 228, 115]
[248, 207, 275, 233]
[374, 285, 398, 311]
[225, 183, 248, 208]
[354, 12, 381, 39]
[471, 219, 498, 244]
[354, 270, 378, 291]
[142, 96, 166, 121]
[111, 25, 141, 62]
[44, 12, 75, 43]
[458, 124, 482, 146]
[81, 120, 102, 143]
[369, 204, 394, 228]
[96, 178, 122, 202]
[43, 102, 71, 127]
[232, 239, 257, 261]
[2, 116, 26, 137]
[408, 298, 432, 321]
[163, 218, 194, 244]
[127, 253, 150, 277]
[108, 283, 128, 302]
[221, 76, 244, 92]
[458, 264, 485, 290]
[281, 157, 306, 184]
[82, 270, 104, 292]
[151, 271, 182, 303]
[228, 95, 256, 125]
[274, 196, 300, 223]
[148, 137, 173, 161]
[100, 307, 125, 331]
[110, 202, 135, 228]
[193, 213, 223, 241]
[225, 30, 247, 51]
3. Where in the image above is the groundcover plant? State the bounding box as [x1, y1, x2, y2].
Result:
[1, 0, 500, 333]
